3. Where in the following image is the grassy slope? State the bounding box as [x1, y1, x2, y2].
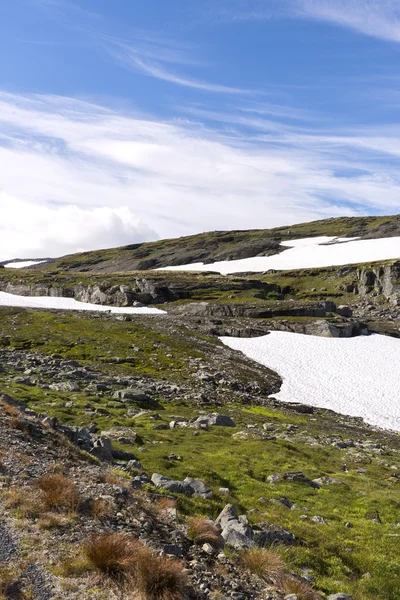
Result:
[21, 214, 400, 273]
[1, 308, 399, 600]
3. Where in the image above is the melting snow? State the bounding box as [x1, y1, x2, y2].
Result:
[0, 291, 165, 315]
[159, 235, 400, 274]
[220, 331, 400, 432]
[4, 260, 46, 269]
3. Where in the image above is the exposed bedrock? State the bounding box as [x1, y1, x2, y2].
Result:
[356, 261, 400, 305]
[0, 277, 281, 306]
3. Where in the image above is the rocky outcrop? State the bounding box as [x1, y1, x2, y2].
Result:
[357, 261, 400, 305]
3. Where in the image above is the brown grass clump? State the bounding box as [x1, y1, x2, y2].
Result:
[155, 497, 177, 511]
[9, 417, 30, 434]
[90, 498, 112, 520]
[3, 488, 41, 519]
[282, 576, 321, 600]
[85, 532, 138, 578]
[242, 547, 288, 581]
[188, 517, 224, 549]
[2, 402, 21, 417]
[134, 547, 187, 600]
[37, 513, 67, 530]
[85, 533, 188, 599]
[100, 470, 128, 486]
[36, 472, 80, 512]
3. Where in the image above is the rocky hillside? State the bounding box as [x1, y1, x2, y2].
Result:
[0, 215, 400, 599]
[0, 307, 399, 600]
[8, 214, 400, 273]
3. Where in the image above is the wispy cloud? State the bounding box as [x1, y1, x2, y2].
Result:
[219, 0, 400, 44]
[1, 91, 400, 259]
[31, 0, 254, 95]
[295, 0, 400, 43]
[105, 38, 253, 94]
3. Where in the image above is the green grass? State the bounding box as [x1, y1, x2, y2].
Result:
[0, 306, 399, 599]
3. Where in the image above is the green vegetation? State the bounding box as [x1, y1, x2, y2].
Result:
[0, 307, 399, 599]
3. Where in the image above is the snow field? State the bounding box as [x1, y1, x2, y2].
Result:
[158, 235, 400, 274]
[0, 291, 165, 315]
[220, 331, 400, 431]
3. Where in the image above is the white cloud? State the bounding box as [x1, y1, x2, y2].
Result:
[295, 0, 400, 43]
[0, 92, 400, 261]
[0, 193, 155, 261]
[222, 0, 400, 43]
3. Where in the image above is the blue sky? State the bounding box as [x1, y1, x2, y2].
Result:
[1, 0, 400, 258]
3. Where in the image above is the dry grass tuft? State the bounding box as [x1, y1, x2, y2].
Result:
[2, 402, 21, 417]
[155, 497, 177, 511]
[100, 470, 128, 486]
[90, 498, 112, 520]
[188, 517, 224, 548]
[36, 472, 80, 512]
[85, 532, 188, 599]
[242, 547, 288, 581]
[85, 532, 138, 578]
[282, 576, 321, 600]
[3, 488, 41, 519]
[9, 417, 30, 434]
[134, 548, 187, 600]
[37, 513, 67, 530]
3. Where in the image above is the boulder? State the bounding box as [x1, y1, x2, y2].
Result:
[194, 413, 236, 428]
[328, 595, 352, 600]
[91, 437, 113, 462]
[254, 523, 295, 546]
[151, 473, 194, 496]
[183, 477, 213, 499]
[216, 504, 254, 550]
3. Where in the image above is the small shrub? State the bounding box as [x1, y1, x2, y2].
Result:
[36, 473, 80, 512]
[242, 547, 288, 581]
[188, 517, 224, 548]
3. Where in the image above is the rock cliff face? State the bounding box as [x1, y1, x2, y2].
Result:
[0, 277, 281, 307]
[357, 261, 400, 305]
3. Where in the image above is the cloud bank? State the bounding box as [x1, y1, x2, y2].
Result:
[1, 92, 400, 260]
[0, 194, 155, 261]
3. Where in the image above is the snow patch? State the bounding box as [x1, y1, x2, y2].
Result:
[220, 331, 400, 432]
[158, 235, 400, 274]
[4, 260, 46, 269]
[0, 291, 165, 315]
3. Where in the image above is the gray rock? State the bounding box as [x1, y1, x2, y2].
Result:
[328, 595, 352, 600]
[91, 437, 113, 462]
[337, 305, 353, 318]
[183, 477, 213, 499]
[162, 544, 183, 557]
[0, 523, 19, 562]
[151, 473, 194, 496]
[216, 504, 254, 549]
[254, 523, 295, 546]
[113, 389, 152, 403]
[194, 413, 236, 428]
[311, 515, 328, 525]
[127, 460, 144, 471]
[222, 528, 254, 550]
